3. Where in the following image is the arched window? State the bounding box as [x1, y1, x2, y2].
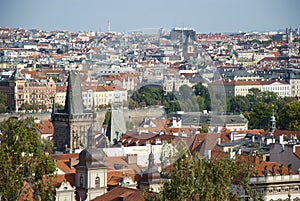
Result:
[95, 176, 100, 187]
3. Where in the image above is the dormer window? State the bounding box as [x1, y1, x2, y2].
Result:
[95, 176, 100, 187]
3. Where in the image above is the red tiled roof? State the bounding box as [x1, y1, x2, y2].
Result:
[37, 120, 53, 135]
[254, 158, 290, 177]
[91, 186, 157, 201]
[264, 129, 300, 139]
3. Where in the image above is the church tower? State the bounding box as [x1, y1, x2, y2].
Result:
[140, 146, 162, 192]
[183, 35, 194, 60]
[52, 71, 94, 152]
[74, 114, 107, 201]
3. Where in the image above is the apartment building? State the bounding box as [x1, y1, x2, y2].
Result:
[209, 79, 291, 98]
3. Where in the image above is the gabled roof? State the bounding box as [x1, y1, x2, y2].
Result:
[91, 186, 157, 201]
[254, 158, 290, 177]
[37, 120, 53, 135]
[263, 129, 300, 139]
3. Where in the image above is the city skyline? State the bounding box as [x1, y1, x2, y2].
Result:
[1, 0, 300, 33]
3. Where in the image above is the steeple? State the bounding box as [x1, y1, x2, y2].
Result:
[64, 71, 84, 114]
[74, 102, 108, 200]
[140, 145, 162, 192]
[270, 109, 276, 134]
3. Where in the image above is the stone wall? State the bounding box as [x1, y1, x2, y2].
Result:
[0, 108, 166, 129]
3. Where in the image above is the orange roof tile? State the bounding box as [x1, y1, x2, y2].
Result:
[37, 120, 53, 135]
[91, 186, 157, 201]
[254, 158, 290, 176]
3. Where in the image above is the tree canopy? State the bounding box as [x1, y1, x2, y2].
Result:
[156, 153, 261, 201]
[0, 117, 56, 200]
[0, 92, 7, 113]
[278, 101, 300, 131]
[130, 85, 299, 131]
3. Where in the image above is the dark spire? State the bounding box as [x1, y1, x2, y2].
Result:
[64, 71, 84, 114]
[148, 146, 155, 169]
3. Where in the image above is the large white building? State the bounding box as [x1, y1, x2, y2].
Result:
[209, 79, 291, 98]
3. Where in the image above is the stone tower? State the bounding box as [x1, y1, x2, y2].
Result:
[74, 124, 107, 201]
[105, 104, 126, 146]
[52, 71, 94, 152]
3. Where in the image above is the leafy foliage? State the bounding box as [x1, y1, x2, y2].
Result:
[278, 101, 300, 131]
[0, 117, 56, 200]
[0, 92, 7, 113]
[157, 153, 261, 201]
[130, 83, 212, 113]
[228, 88, 298, 130]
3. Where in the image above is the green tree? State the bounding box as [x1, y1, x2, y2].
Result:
[246, 88, 263, 106]
[54, 103, 64, 110]
[229, 96, 250, 113]
[249, 102, 273, 129]
[21, 102, 32, 113]
[193, 83, 211, 111]
[261, 91, 278, 105]
[0, 117, 56, 200]
[103, 110, 111, 125]
[196, 96, 206, 111]
[0, 92, 7, 113]
[158, 153, 260, 201]
[128, 99, 139, 109]
[278, 101, 300, 131]
[198, 124, 209, 133]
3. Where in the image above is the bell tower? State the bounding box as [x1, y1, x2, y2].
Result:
[74, 112, 107, 201]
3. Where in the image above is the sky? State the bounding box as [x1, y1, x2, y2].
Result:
[0, 0, 299, 33]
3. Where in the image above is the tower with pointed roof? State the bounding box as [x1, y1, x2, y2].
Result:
[52, 71, 94, 152]
[74, 124, 107, 201]
[183, 35, 194, 60]
[105, 103, 126, 146]
[140, 146, 162, 192]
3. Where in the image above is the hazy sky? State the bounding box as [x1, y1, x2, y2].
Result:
[1, 0, 299, 33]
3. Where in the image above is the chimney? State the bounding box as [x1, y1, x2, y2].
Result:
[205, 149, 211, 160]
[252, 135, 255, 143]
[228, 148, 235, 159]
[69, 157, 79, 168]
[279, 135, 284, 144]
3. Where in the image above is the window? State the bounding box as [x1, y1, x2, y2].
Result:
[80, 175, 83, 187]
[269, 188, 273, 193]
[95, 176, 100, 187]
